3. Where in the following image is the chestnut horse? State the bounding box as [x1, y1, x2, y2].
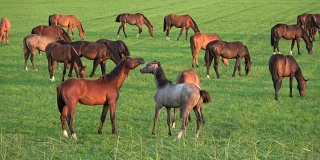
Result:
[49, 14, 85, 40]
[31, 25, 72, 43]
[271, 24, 313, 55]
[163, 14, 200, 40]
[0, 17, 11, 44]
[172, 69, 201, 128]
[46, 41, 86, 82]
[268, 54, 308, 101]
[57, 56, 145, 139]
[96, 38, 130, 57]
[70, 41, 123, 77]
[205, 40, 252, 78]
[23, 34, 61, 70]
[190, 32, 228, 67]
[305, 14, 320, 41]
[116, 13, 154, 38]
[140, 61, 211, 140]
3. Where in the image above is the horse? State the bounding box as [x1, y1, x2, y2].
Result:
[297, 13, 308, 30]
[23, 34, 61, 71]
[45, 41, 86, 82]
[49, 14, 85, 40]
[57, 56, 145, 139]
[0, 17, 11, 44]
[171, 69, 201, 128]
[305, 14, 320, 41]
[268, 54, 308, 101]
[95, 38, 130, 57]
[31, 25, 72, 43]
[70, 41, 123, 77]
[271, 23, 313, 55]
[140, 61, 211, 140]
[190, 32, 228, 67]
[115, 13, 154, 38]
[163, 14, 200, 41]
[205, 40, 252, 79]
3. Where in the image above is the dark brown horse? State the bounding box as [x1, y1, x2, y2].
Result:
[297, 13, 308, 30]
[57, 56, 145, 139]
[31, 25, 72, 43]
[140, 61, 211, 140]
[70, 41, 123, 77]
[49, 14, 85, 40]
[116, 13, 154, 38]
[96, 38, 130, 57]
[23, 34, 61, 70]
[172, 69, 201, 128]
[163, 14, 200, 40]
[190, 32, 228, 67]
[0, 17, 11, 44]
[305, 14, 320, 41]
[46, 41, 86, 82]
[205, 40, 252, 78]
[268, 54, 308, 101]
[271, 24, 313, 55]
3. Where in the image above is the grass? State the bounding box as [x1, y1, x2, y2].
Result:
[0, 0, 320, 159]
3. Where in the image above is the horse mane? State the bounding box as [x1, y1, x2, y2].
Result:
[70, 46, 84, 67]
[155, 63, 173, 89]
[140, 13, 152, 27]
[186, 15, 200, 32]
[100, 59, 125, 81]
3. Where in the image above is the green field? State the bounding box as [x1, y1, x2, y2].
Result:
[1, 0, 320, 159]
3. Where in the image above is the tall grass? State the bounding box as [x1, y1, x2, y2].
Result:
[0, 0, 320, 159]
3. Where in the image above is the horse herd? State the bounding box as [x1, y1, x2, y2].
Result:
[0, 12, 318, 140]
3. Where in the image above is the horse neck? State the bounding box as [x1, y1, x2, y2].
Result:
[101, 61, 128, 88]
[188, 16, 200, 33]
[143, 16, 152, 29]
[154, 66, 172, 88]
[244, 53, 251, 64]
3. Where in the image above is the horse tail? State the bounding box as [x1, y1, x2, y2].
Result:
[204, 43, 213, 67]
[115, 14, 121, 22]
[190, 35, 196, 55]
[48, 15, 52, 26]
[56, 84, 66, 113]
[163, 16, 167, 32]
[23, 36, 29, 55]
[199, 90, 211, 103]
[271, 26, 275, 46]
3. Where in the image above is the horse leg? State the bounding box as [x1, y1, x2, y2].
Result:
[30, 51, 37, 71]
[177, 27, 185, 41]
[117, 24, 123, 37]
[205, 52, 214, 78]
[166, 26, 171, 40]
[166, 107, 172, 136]
[89, 59, 100, 77]
[24, 51, 30, 70]
[137, 25, 142, 37]
[213, 56, 220, 78]
[176, 107, 190, 140]
[296, 39, 300, 55]
[193, 106, 202, 139]
[71, 27, 75, 40]
[71, 62, 79, 78]
[172, 108, 177, 128]
[274, 38, 281, 54]
[273, 77, 282, 101]
[98, 104, 110, 134]
[62, 61, 68, 81]
[48, 60, 57, 82]
[185, 28, 189, 40]
[122, 23, 127, 38]
[66, 107, 77, 140]
[109, 101, 117, 134]
[232, 57, 241, 77]
[100, 60, 107, 75]
[60, 106, 69, 138]
[152, 106, 162, 135]
[289, 75, 294, 97]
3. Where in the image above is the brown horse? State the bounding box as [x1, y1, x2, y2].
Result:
[140, 61, 211, 140]
[57, 56, 145, 139]
[23, 34, 61, 70]
[31, 25, 72, 43]
[268, 54, 308, 101]
[271, 24, 313, 55]
[163, 14, 200, 40]
[49, 14, 85, 40]
[96, 38, 130, 57]
[205, 40, 252, 78]
[0, 17, 11, 44]
[297, 13, 308, 30]
[70, 41, 123, 77]
[305, 14, 320, 41]
[46, 41, 86, 82]
[116, 13, 154, 38]
[190, 32, 228, 67]
[172, 69, 201, 128]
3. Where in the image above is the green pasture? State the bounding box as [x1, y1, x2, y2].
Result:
[0, 0, 319, 159]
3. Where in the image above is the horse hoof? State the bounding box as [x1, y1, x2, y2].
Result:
[71, 133, 78, 140]
[25, 67, 28, 71]
[166, 37, 170, 41]
[63, 130, 68, 138]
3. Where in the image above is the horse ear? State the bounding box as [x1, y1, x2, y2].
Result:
[121, 54, 126, 59]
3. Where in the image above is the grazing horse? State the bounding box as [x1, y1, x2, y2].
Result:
[140, 61, 211, 140]
[0, 17, 11, 44]
[57, 56, 145, 139]
[171, 69, 201, 128]
[297, 13, 308, 30]
[268, 54, 308, 101]
[205, 40, 252, 78]
[46, 41, 86, 82]
[305, 14, 320, 41]
[70, 41, 123, 77]
[115, 13, 154, 38]
[31, 25, 72, 43]
[49, 14, 85, 40]
[163, 14, 200, 40]
[190, 32, 228, 67]
[271, 24, 313, 55]
[96, 38, 130, 57]
[23, 34, 61, 70]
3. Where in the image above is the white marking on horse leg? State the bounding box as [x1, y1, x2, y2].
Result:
[290, 51, 292, 55]
[166, 36, 170, 41]
[206, 75, 210, 79]
[50, 76, 55, 82]
[172, 122, 176, 128]
[278, 52, 281, 54]
[63, 130, 68, 138]
[136, 34, 140, 37]
[176, 131, 183, 140]
[25, 67, 28, 71]
[273, 52, 276, 54]
[117, 35, 119, 38]
[71, 133, 78, 140]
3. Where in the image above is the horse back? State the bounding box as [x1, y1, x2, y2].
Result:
[0, 17, 11, 31]
[176, 69, 200, 86]
[269, 54, 295, 78]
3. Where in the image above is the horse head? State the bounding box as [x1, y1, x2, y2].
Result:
[122, 55, 145, 70]
[148, 25, 154, 37]
[245, 61, 252, 75]
[297, 78, 308, 97]
[140, 60, 160, 74]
